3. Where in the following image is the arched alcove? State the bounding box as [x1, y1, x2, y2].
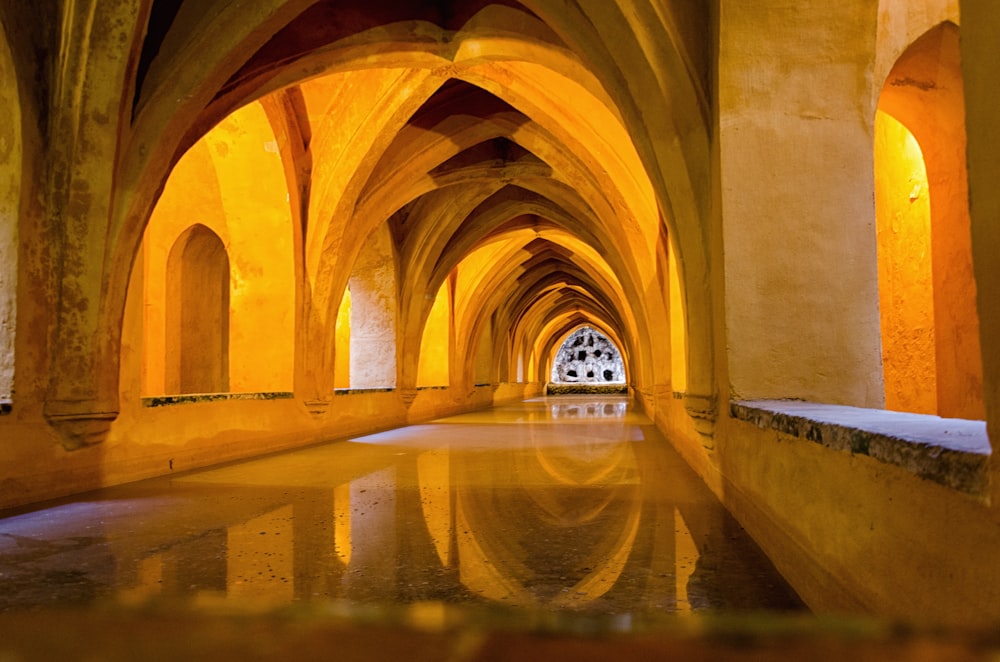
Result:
[0, 21, 20, 405]
[165, 224, 230, 394]
[140, 100, 296, 397]
[550, 326, 626, 384]
[875, 22, 983, 419]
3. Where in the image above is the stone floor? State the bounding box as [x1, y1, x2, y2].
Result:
[9, 397, 989, 659]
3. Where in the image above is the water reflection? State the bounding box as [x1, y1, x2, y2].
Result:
[0, 397, 803, 614]
[550, 400, 627, 419]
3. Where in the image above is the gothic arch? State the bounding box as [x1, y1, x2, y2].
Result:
[47, 1, 711, 440]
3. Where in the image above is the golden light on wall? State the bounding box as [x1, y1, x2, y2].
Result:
[417, 281, 452, 388]
[874, 23, 983, 419]
[139, 100, 296, 397]
[335, 287, 351, 389]
[875, 110, 936, 415]
[668, 240, 688, 393]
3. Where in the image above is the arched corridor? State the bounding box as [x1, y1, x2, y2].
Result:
[3, 0, 1000, 655]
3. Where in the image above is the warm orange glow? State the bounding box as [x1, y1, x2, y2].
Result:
[141, 101, 296, 396]
[668, 240, 688, 393]
[335, 483, 351, 565]
[875, 23, 983, 419]
[226, 505, 295, 606]
[335, 287, 351, 389]
[875, 110, 937, 414]
[165, 224, 230, 394]
[417, 449, 452, 567]
[417, 282, 452, 387]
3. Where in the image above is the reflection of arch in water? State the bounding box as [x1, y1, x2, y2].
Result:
[550, 326, 626, 384]
[440, 430, 643, 607]
[550, 400, 627, 420]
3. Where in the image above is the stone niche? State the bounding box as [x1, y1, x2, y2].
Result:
[551, 327, 626, 384]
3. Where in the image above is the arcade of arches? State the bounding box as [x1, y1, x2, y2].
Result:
[2, 0, 1000, 631]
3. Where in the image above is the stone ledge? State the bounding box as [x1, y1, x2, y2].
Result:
[142, 392, 294, 407]
[731, 400, 991, 496]
[333, 387, 396, 395]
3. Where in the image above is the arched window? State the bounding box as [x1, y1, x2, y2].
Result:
[875, 23, 983, 419]
[550, 326, 625, 384]
[165, 224, 230, 394]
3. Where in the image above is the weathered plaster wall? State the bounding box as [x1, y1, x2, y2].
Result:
[209, 104, 296, 394]
[714, 415, 1000, 626]
[0, 24, 19, 402]
[645, 0, 1000, 629]
[874, 0, 959, 102]
[651, 386, 1000, 628]
[348, 225, 398, 389]
[719, 0, 883, 406]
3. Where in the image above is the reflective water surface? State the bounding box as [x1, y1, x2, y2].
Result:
[0, 397, 804, 616]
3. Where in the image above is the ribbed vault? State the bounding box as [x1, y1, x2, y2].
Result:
[29, 0, 713, 439]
